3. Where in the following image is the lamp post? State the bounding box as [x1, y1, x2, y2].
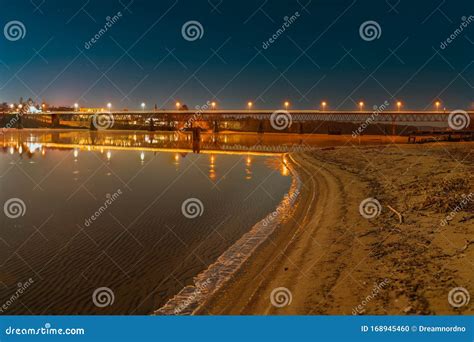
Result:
[321, 101, 327, 111]
[107, 103, 112, 111]
[141, 102, 146, 111]
[211, 101, 216, 110]
[74, 103, 79, 112]
[435, 101, 441, 112]
[247, 101, 253, 110]
[176, 102, 181, 110]
[284, 101, 290, 110]
[358, 101, 364, 112]
[397, 101, 402, 112]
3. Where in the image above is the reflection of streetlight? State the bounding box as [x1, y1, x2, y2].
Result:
[284, 101, 290, 109]
[141, 102, 146, 110]
[358, 101, 364, 111]
[321, 101, 327, 111]
[247, 101, 253, 110]
[435, 101, 441, 112]
[106, 151, 111, 160]
[140, 152, 145, 161]
[397, 101, 402, 112]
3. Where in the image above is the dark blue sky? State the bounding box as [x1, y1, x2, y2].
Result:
[0, 0, 472, 109]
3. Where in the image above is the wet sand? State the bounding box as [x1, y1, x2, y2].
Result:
[198, 142, 473, 315]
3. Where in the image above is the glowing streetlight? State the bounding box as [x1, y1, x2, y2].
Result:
[435, 101, 441, 112]
[284, 101, 290, 109]
[358, 101, 364, 111]
[9, 104, 14, 109]
[141, 102, 146, 110]
[321, 101, 327, 111]
[211, 101, 216, 110]
[247, 101, 253, 110]
[175, 102, 181, 110]
[74, 103, 79, 111]
[107, 103, 112, 111]
[18, 104, 23, 109]
[396, 101, 402, 112]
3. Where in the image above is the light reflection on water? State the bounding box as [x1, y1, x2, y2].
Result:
[0, 130, 292, 314]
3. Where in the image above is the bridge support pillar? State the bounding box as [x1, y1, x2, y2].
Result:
[17, 114, 23, 129]
[258, 120, 264, 134]
[89, 117, 97, 130]
[148, 116, 155, 131]
[51, 114, 60, 128]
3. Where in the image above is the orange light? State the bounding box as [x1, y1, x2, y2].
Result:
[211, 101, 216, 109]
[176, 102, 181, 109]
[284, 101, 290, 108]
[247, 101, 253, 109]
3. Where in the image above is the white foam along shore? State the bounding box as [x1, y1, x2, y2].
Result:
[155, 154, 301, 315]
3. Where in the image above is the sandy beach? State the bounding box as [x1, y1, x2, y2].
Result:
[198, 142, 473, 315]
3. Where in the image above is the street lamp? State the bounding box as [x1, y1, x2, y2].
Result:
[358, 101, 364, 112]
[18, 104, 23, 109]
[9, 104, 14, 110]
[74, 103, 79, 111]
[321, 101, 327, 111]
[107, 103, 112, 111]
[247, 101, 253, 110]
[284, 101, 290, 109]
[435, 101, 441, 112]
[175, 102, 181, 110]
[211, 101, 216, 110]
[397, 101, 402, 112]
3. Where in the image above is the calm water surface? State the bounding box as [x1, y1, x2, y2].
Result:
[0, 131, 291, 314]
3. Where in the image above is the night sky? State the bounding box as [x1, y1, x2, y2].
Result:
[0, 0, 472, 109]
